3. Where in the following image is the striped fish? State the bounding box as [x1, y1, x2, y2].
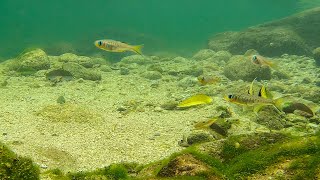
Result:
[224, 79, 283, 113]
[94, 39, 143, 55]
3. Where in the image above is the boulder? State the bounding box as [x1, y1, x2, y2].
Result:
[208, 7, 320, 57]
[223, 55, 271, 81]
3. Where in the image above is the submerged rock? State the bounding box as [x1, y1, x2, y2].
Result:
[313, 47, 320, 66]
[192, 49, 216, 60]
[46, 69, 74, 82]
[140, 71, 162, 80]
[208, 7, 320, 57]
[62, 62, 101, 81]
[7, 49, 50, 75]
[59, 53, 106, 68]
[254, 106, 288, 130]
[157, 154, 211, 177]
[223, 54, 271, 81]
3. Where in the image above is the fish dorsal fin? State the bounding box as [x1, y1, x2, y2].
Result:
[258, 85, 268, 98]
[248, 77, 257, 95]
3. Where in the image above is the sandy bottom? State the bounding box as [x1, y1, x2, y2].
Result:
[0, 71, 220, 172]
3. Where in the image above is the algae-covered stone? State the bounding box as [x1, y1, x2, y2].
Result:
[62, 62, 101, 81]
[19, 49, 50, 70]
[184, 133, 213, 146]
[158, 154, 211, 177]
[7, 49, 50, 75]
[46, 69, 74, 83]
[223, 55, 271, 81]
[192, 49, 216, 60]
[0, 141, 40, 179]
[36, 103, 102, 123]
[208, 7, 320, 57]
[59, 53, 105, 68]
[120, 55, 152, 65]
[177, 77, 198, 88]
[254, 106, 288, 130]
[313, 47, 320, 66]
[140, 71, 162, 80]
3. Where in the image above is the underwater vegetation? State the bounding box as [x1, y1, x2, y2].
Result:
[37, 132, 320, 179]
[0, 142, 40, 180]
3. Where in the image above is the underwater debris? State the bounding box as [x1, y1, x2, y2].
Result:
[177, 94, 212, 108]
[94, 39, 143, 55]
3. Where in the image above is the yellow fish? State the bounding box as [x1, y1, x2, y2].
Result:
[94, 39, 143, 55]
[177, 94, 212, 108]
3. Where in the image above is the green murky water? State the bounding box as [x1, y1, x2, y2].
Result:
[0, 0, 317, 59]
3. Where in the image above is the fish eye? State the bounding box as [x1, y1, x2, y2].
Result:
[98, 41, 102, 46]
[228, 95, 233, 99]
[252, 55, 258, 61]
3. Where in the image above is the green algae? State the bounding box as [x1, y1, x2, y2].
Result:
[3, 131, 319, 180]
[0, 142, 40, 180]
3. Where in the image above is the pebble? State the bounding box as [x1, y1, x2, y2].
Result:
[40, 164, 48, 169]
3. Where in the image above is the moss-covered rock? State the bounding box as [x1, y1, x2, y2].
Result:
[36, 103, 102, 123]
[58, 53, 106, 68]
[157, 154, 212, 177]
[208, 8, 320, 57]
[313, 47, 320, 66]
[223, 54, 271, 81]
[140, 70, 162, 80]
[254, 106, 288, 130]
[0, 142, 40, 180]
[6, 49, 50, 75]
[62, 62, 101, 81]
[192, 49, 216, 61]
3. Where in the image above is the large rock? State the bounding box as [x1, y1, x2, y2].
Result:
[223, 55, 271, 81]
[157, 154, 211, 177]
[62, 62, 101, 81]
[7, 49, 50, 74]
[208, 7, 320, 57]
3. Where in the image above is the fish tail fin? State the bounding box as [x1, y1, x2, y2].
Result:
[268, 61, 279, 70]
[132, 44, 144, 55]
[273, 97, 284, 111]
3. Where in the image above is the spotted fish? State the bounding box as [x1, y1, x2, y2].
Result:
[94, 39, 143, 55]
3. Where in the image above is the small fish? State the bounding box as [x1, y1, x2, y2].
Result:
[224, 80, 284, 114]
[251, 54, 277, 69]
[194, 118, 228, 136]
[197, 75, 221, 85]
[94, 39, 143, 55]
[177, 94, 212, 108]
[194, 118, 217, 129]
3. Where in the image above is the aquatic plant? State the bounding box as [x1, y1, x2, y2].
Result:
[0, 142, 40, 180]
